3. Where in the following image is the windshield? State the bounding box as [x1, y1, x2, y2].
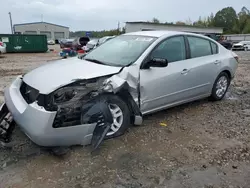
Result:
[83, 35, 156, 67]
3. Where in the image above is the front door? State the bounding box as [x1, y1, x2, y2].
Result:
[140, 35, 191, 114]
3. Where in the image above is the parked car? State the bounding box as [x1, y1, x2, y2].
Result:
[72, 37, 90, 50]
[219, 40, 233, 50]
[96, 36, 116, 47]
[85, 36, 116, 53]
[0, 41, 6, 54]
[205, 34, 232, 50]
[59, 39, 74, 48]
[0, 31, 238, 149]
[232, 41, 250, 51]
[47, 40, 55, 45]
[84, 39, 99, 52]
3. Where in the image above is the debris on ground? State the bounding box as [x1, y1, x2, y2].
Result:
[159, 122, 168, 127]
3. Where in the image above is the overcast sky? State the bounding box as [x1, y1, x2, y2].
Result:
[0, 0, 249, 33]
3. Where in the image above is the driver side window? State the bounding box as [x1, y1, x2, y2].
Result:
[151, 36, 186, 63]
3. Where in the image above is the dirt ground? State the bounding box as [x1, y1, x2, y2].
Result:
[0, 48, 250, 188]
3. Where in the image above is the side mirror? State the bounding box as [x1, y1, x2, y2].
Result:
[144, 58, 168, 69]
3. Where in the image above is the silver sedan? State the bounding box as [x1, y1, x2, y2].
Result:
[1, 31, 238, 148]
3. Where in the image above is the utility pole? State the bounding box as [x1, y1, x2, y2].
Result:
[117, 21, 120, 35]
[8, 12, 13, 34]
[41, 14, 43, 22]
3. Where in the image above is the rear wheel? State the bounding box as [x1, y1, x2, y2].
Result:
[210, 72, 230, 101]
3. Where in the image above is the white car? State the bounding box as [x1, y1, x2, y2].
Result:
[232, 41, 250, 51]
[47, 40, 55, 45]
[0, 41, 6, 54]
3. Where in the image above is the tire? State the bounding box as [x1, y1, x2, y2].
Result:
[101, 94, 131, 139]
[210, 72, 230, 101]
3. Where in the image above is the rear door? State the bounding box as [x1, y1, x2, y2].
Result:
[184, 35, 221, 97]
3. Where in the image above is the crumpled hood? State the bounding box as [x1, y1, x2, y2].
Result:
[23, 57, 121, 94]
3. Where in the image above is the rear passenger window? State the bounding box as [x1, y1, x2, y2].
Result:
[210, 42, 218, 54]
[187, 36, 212, 58]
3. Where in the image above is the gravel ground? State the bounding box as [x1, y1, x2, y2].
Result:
[0, 50, 250, 188]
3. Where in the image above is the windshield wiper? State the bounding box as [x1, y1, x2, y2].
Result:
[84, 58, 105, 65]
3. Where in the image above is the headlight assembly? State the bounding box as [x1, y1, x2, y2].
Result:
[53, 87, 78, 103]
[52, 86, 90, 104]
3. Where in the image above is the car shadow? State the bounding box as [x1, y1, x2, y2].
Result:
[142, 98, 210, 121]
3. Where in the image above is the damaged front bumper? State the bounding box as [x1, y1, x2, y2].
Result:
[3, 76, 98, 147]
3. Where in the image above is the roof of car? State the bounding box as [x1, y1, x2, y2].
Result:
[124, 30, 201, 38]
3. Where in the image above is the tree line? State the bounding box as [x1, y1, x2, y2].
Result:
[70, 6, 250, 38]
[151, 6, 250, 34]
[69, 28, 125, 38]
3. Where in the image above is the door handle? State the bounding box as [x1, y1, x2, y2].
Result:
[181, 69, 189, 75]
[214, 60, 221, 65]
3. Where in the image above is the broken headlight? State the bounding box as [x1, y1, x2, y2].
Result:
[53, 87, 78, 103]
[102, 80, 113, 92]
[52, 86, 90, 104]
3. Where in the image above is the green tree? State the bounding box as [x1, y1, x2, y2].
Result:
[193, 16, 207, 27]
[193, 16, 213, 27]
[213, 7, 238, 33]
[185, 18, 193, 25]
[121, 27, 126, 34]
[164, 22, 174, 25]
[238, 7, 250, 33]
[152, 18, 160, 23]
[207, 13, 215, 26]
[175, 21, 186, 25]
[242, 19, 250, 33]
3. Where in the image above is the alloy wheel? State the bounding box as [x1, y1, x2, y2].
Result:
[106, 103, 123, 136]
[215, 76, 228, 98]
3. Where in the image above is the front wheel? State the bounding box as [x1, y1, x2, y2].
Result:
[210, 72, 230, 101]
[101, 95, 131, 139]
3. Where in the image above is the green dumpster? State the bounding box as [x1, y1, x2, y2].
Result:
[0, 34, 48, 53]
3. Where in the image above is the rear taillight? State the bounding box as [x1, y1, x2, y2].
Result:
[0, 42, 3, 46]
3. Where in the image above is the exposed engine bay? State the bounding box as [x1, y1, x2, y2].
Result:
[36, 77, 109, 128]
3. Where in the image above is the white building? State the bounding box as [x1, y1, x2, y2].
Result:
[13, 22, 69, 40]
[125, 22, 223, 34]
[223, 34, 250, 43]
